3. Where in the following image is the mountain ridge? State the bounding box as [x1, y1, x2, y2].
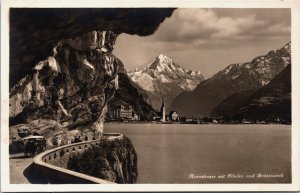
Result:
[212, 64, 291, 122]
[170, 42, 291, 117]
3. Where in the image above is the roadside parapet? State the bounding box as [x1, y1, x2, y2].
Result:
[33, 133, 123, 184]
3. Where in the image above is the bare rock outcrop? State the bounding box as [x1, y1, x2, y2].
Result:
[66, 136, 138, 183]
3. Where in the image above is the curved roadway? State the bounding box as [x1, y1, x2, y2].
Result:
[10, 133, 122, 184]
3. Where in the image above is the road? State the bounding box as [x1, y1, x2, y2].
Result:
[9, 153, 47, 184]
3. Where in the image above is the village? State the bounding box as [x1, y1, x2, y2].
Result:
[104, 100, 290, 125]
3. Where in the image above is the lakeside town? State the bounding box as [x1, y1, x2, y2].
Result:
[105, 101, 291, 125]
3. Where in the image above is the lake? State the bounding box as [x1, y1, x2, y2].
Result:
[105, 123, 291, 183]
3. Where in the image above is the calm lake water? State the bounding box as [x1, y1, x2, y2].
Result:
[105, 123, 291, 183]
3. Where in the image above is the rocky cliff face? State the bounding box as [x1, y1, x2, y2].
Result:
[9, 9, 175, 137]
[66, 136, 138, 183]
[10, 30, 122, 136]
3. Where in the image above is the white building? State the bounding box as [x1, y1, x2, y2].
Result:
[160, 98, 166, 122]
[113, 104, 139, 121]
[168, 110, 179, 122]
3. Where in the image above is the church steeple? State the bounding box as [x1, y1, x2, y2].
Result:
[160, 97, 166, 122]
[160, 97, 165, 109]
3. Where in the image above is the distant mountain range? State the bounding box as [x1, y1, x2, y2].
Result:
[128, 54, 206, 110]
[170, 42, 291, 117]
[212, 64, 291, 122]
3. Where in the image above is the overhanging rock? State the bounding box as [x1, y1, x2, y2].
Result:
[9, 8, 175, 135]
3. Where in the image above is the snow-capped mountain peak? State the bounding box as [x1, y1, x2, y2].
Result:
[147, 54, 181, 73]
[129, 54, 206, 90]
[157, 54, 173, 63]
[128, 54, 206, 110]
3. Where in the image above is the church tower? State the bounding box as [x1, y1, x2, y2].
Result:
[160, 98, 166, 122]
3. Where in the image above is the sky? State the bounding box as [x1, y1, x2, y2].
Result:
[114, 8, 291, 77]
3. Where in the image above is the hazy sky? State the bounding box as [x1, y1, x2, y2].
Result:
[114, 8, 290, 77]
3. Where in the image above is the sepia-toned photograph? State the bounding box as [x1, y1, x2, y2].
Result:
[1, 1, 300, 191]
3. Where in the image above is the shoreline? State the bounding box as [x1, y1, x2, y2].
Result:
[104, 122, 291, 125]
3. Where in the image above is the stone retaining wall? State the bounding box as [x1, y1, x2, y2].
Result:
[33, 133, 123, 184]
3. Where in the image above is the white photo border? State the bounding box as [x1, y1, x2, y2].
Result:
[1, 0, 300, 191]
